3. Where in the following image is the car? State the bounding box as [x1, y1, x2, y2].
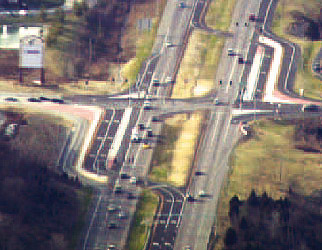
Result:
[117, 210, 128, 220]
[178, 2, 185, 8]
[152, 116, 162, 122]
[195, 171, 206, 176]
[187, 195, 196, 202]
[114, 185, 122, 194]
[238, 57, 244, 64]
[142, 143, 151, 149]
[302, 104, 320, 112]
[127, 192, 137, 200]
[51, 98, 64, 104]
[165, 41, 172, 47]
[227, 48, 235, 56]
[165, 76, 173, 83]
[5, 97, 18, 102]
[129, 176, 137, 184]
[214, 99, 219, 105]
[106, 244, 117, 250]
[107, 204, 120, 213]
[152, 79, 160, 87]
[249, 13, 256, 22]
[198, 190, 207, 197]
[107, 221, 118, 229]
[27, 97, 41, 102]
[229, 80, 232, 86]
[147, 130, 153, 137]
[144, 105, 153, 110]
[39, 96, 51, 101]
[120, 173, 131, 180]
[138, 123, 145, 130]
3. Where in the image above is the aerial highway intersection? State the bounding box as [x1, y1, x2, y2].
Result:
[0, 0, 320, 250]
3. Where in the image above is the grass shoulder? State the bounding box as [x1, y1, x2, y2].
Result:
[214, 118, 321, 249]
[149, 112, 204, 187]
[127, 190, 159, 250]
[172, 0, 235, 98]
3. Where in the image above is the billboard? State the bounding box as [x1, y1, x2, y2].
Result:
[19, 36, 44, 68]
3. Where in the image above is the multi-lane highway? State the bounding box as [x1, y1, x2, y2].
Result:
[1, 0, 320, 250]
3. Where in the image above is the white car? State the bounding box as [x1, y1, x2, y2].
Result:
[165, 76, 173, 83]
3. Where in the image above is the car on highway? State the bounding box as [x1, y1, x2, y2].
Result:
[214, 99, 219, 105]
[152, 116, 162, 122]
[4, 97, 18, 102]
[165, 76, 173, 83]
[117, 210, 128, 220]
[106, 244, 118, 250]
[249, 13, 257, 22]
[238, 57, 244, 64]
[120, 173, 131, 180]
[165, 41, 172, 47]
[107, 204, 120, 213]
[302, 104, 320, 112]
[152, 79, 160, 87]
[198, 190, 207, 197]
[227, 48, 235, 56]
[51, 98, 64, 104]
[39, 96, 51, 101]
[143, 101, 153, 110]
[107, 221, 119, 229]
[127, 191, 138, 200]
[114, 185, 122, 194]
[142, 143, 151, 149]
[195, 171, 206, 176]
[27, 97, 41, 102]
[129, 176, 136, 184]
[178, 2, 185, 8]
[138, 123, 145, 130]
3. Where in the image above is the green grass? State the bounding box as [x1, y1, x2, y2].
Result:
[172, 0, 235, 98]
[205, 0, 237, 30]
[127, 190, 159, 250]
[272, 0, 322, 100]
[149, 121, 181, 183]
[214, 119, 322, 249]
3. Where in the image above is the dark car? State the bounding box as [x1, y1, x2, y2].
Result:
[114, 186, 122, 194]
[152, 116, 162, 122]
[302, 104, 320, 112]
[195, 171, 206, 176]
[138, 124, 145, 130]
[187, 195, 196, 202]
[39, 96, 51, 101]
[27, 97, 41, 102]
[238, 57, 244, 64]
[120, 173, 131, 180]
[51, 98, 64, 104]
[127, 192, 137, 200]
[107, 221, 118, 229]
[147, 130, 153, 137]
[5, 97, 18, 102]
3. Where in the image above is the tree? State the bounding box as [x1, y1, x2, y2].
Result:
[224, 227, 238, 247]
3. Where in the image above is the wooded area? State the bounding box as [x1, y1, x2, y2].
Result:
[224, 190, 322, 250]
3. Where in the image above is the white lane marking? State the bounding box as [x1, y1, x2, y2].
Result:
[106, 107, 133, 167]
[93, 109, 115, 171]
[82, 194, 102, 250]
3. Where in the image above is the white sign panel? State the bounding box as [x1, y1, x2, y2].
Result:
[19, 37, 44, 68]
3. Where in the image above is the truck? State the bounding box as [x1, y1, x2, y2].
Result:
[131, 126, 139, 142]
